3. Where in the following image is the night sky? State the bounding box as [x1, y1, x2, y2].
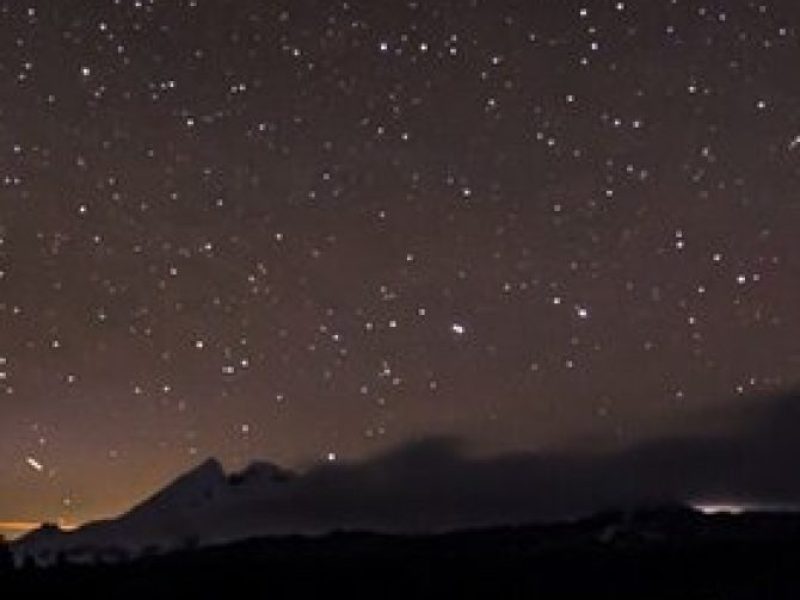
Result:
[2, 0, 800, 536]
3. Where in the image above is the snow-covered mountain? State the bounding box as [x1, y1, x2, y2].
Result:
[13, 459, 299, 565]
[17, 430, 790, 566]
[14, 442, 577, 565]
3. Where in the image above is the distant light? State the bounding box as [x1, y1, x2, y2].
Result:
[693, 503, 747, 515]
[326, 452, 337, 462]
[451, 323, 466, 335]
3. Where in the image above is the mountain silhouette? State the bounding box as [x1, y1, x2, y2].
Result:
[14, 458, 297, 565]
[14, 389, 800, 566]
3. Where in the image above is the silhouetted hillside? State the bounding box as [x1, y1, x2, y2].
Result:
[6, 507, 800, 598]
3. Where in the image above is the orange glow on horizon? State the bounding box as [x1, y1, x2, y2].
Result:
[0, 518, 79, 538]
[0, 521, 41, 539]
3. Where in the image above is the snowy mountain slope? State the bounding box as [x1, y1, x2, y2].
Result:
[13, 458, 299, 564]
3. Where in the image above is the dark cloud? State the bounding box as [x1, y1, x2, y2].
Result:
[277, 389, 800, 531]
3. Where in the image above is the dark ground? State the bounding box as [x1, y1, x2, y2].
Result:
[4, 507, 800, 598]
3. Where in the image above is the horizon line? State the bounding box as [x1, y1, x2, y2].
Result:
[0, 521, 42, 540]
[0, 519, 80, 539]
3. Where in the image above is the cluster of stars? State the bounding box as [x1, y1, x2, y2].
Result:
[0, 0, 799, 532]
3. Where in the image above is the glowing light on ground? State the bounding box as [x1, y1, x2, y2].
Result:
[692, 503, 748, 515]
[691, 501, 800, 515]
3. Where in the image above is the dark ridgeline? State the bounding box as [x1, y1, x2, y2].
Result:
[5, 508, 800, 598]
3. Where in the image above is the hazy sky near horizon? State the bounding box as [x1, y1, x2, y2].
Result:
[2, 0, 800, 532]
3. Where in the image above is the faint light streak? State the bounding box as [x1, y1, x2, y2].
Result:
[25, 456, 44, 472]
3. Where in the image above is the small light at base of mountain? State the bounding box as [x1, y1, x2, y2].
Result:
[692, 502, 747, 515]
[326, 452, 337, 462]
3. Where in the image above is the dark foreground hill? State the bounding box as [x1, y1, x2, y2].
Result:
[4, 507, 800, 599]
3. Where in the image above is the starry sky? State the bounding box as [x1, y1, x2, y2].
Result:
[2, 0, 800, 537]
